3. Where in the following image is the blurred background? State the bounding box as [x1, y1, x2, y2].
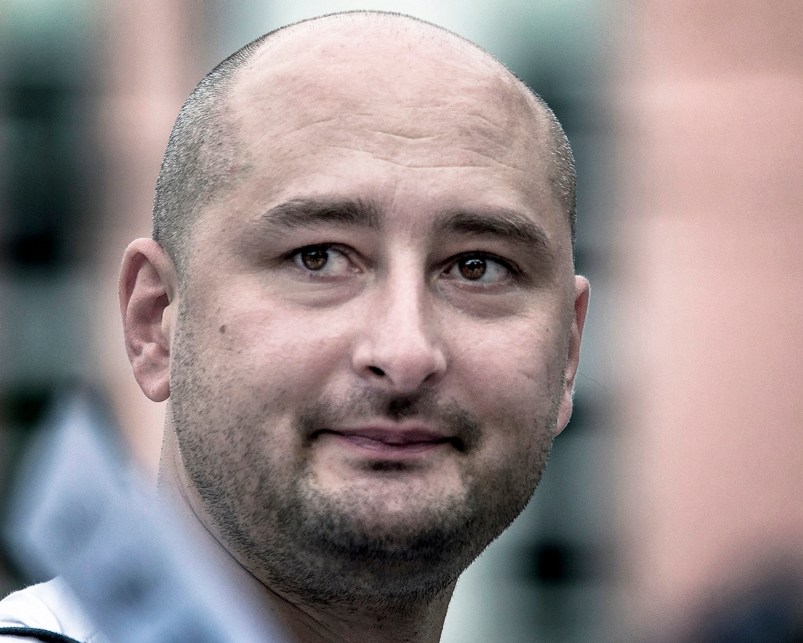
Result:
[0, 1, 800, 641]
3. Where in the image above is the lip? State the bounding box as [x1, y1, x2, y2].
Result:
[313, 426, 456, 457]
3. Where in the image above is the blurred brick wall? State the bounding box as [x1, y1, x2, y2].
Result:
[93, 0, 205, 476]
[615, 1, 803, 636]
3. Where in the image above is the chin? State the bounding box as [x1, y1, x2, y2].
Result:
[244, 470, 532, 607]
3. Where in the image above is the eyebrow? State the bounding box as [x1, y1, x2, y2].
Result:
[253, 198, 554, 258]
[436, 209, 553, 253]
[256, 198, 381, 231]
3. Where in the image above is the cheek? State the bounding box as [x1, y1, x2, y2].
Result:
[453, 316, 566, 400]
[450, 317, 567, 455]
[213, 302, 353, 396]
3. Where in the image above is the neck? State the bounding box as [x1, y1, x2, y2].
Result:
[261, 583, 454, 643]
[157, 429, 454, 642]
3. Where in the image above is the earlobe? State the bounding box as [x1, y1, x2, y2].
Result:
[556, 275, 590, 433]
[119, 239, 179, 402]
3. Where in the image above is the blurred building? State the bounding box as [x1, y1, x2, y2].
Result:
[614, 1, 803, 639]
[1, 1, 800, 642]
[0, 0, 203, 601]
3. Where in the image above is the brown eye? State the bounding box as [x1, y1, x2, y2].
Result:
[291, 245, 359, 277]
[459, 257, 487, 280]
[444, 253, 515, 286]
[300, 248, 329, 271]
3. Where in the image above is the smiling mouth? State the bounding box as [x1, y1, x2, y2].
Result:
[313, 428, 460, 457]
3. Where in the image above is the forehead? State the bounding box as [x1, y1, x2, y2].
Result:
[243, 19, 517, 100]
[196, 20, 568, 254]
[230, 22, 544, 163]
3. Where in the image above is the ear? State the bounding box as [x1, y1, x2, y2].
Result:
[556, 275, 590, 433]
[119, 238, 179, 403]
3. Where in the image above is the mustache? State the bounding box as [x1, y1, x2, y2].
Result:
[297, 388, 482, 452]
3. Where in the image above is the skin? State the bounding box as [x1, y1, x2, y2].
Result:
[119, 16, 589, 643]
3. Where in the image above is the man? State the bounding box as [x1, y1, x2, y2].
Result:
[1, 10, 588, 642]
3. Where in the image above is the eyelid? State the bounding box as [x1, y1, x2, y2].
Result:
[286, 242, 363, 277]
[286, 242, 352, 260]
[445, 251, 521, 276]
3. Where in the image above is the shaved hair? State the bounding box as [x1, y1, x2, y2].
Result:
[152, 11, 576, 273]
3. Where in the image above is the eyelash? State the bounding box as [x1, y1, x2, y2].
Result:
[286, 244, 521, 282]
[287, 244, 354, 270]
[445, 252, 520, 276]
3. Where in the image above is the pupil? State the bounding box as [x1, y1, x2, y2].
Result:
[460, 257, 486, 280]
[302, 248, 328, 270]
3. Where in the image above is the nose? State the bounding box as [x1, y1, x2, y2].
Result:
[351, 274, 447, 393]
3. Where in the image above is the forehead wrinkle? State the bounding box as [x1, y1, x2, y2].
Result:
[222, 19, 569, 249]
[228, 20, 552, 181]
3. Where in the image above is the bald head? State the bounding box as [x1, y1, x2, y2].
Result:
[152, 11, 576, 272]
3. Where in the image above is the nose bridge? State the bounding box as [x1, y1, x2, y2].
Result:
[382, 264, 431, 345]
[353, 253, 446, 391]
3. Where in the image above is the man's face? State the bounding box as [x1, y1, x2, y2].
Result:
[167, 33, 584, 603]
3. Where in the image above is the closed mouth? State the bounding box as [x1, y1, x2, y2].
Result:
[313, 427, 462, 454]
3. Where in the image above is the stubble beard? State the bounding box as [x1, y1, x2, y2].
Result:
[169, 313, 561, 612]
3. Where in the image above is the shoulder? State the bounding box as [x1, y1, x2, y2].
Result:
[0, 579, 104, 643]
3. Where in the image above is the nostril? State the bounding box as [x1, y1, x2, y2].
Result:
[368, 366, 385, 377]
